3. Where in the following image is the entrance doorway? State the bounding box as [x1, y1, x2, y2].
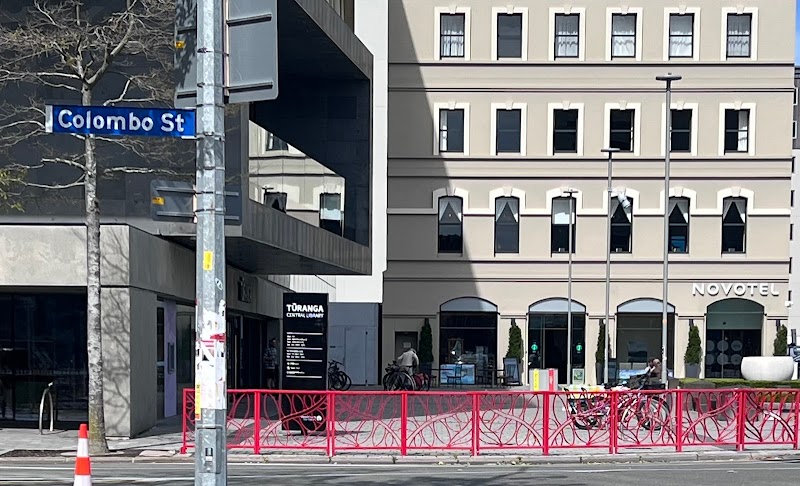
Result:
[705, 299, 764, 378]
[527, 298, 587, 384]
[394, 332, 418, 363]
[616, 299, 675, 376]
[439, 297, 499, 386]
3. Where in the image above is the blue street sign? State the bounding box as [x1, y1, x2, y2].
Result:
[45, 104, 195, 138]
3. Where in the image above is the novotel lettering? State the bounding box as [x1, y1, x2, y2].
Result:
[692, 283, 780, 297]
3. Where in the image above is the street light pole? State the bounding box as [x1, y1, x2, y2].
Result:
[564, 188, 579, 385]
[601, 148, 620, 385]
[195, 0, 228, 484]
[656, 73, 682, 386]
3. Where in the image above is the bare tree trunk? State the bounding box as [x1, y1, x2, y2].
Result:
[83, 86, 109, 455]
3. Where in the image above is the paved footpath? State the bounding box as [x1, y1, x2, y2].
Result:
[2, 458, 800, 485]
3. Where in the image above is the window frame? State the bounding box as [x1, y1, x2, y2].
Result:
[434, 102, 471, 156]
[668, 196, 690, 254]
[494, 196, 520, 254]
[720, 7, 758, 61]
[609, 195, 634, 254]
[605, 103, 641, 155]
[663, 8, 700, 62]
[549, 7, 586, 61]
[661, 103, 699, 156]
[319, 192, 344, 236]
[437, 196, 464, 254]
[551, 196, 577, 254]
[721, 196, 747, 254]
[434, 6, 472, 61]
[491, 7, 528, 61]
[548, 103, 585, 155]
[606, 8, 643, 61]
[490, 103, 527, 156]
[719, 103, 756, 156]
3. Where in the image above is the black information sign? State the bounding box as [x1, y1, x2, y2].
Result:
[280, 292, 328, 432]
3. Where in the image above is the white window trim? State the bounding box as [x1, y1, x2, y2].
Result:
[490, 102, 527, 157]
[547, 102, 584, 156]
[491, 6, 528, 61]
[720, 7, 759, 61]
[605, 7, 644, 62]
[718, 102, 756, 156]
[663, 7, 701, 62]
[660, 102, 699, 156]
[549, 6, 586, 62]
[433, 101, 471, 156]
[603, 102, 642, 156]
[434, 6, 472, 61]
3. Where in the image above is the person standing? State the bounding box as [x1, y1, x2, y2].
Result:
[263, 338, 279, 389]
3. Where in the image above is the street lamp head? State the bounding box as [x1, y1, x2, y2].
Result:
[601, 147, 620, 154]
[656, 73, 682, 82]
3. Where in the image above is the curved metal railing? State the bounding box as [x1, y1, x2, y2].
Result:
[38, 381, 55, 435]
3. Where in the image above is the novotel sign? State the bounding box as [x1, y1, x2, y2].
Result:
[45, 104, 195, 138]
[692, 282, 781, 298]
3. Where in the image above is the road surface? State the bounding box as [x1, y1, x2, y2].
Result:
[1, 459, 799, 485]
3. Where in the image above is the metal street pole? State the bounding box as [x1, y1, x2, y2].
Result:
[564, 188, 579, 385]
[195, 0, 227, 484]
[656, 73, 682, 386]
[601, 148, 619, 385]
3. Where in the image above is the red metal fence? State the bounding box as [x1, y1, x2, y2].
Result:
[181, 388, 800, 456]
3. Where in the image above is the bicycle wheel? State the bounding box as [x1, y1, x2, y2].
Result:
[571, 398, 600, 430]
[329, 371, 345, 391]
[382, 372, 390, 390]
[338, 371, 352, 391]
[636, 395, 671, 431]
[398, 372, 415, 391]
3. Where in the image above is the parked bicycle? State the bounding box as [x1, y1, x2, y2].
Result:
[327, 360, 352, 391]
[566, 372, 671, 432]
[382, 362, 430, 391]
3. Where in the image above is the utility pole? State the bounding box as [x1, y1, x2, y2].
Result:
[194, 0, 227, 484]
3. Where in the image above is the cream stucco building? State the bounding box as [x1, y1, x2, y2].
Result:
[383, 0, 796, 385]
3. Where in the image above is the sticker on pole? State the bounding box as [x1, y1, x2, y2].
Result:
[202, 251, 213, 271]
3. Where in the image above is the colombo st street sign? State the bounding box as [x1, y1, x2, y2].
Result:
[45, 104, 196, 138]
[692, 282, 781, 298]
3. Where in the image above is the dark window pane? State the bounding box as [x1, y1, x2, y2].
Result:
[671, 131, 691, 152]
[610, 198, 633, 253]
[496, 110, 521, 153]
[722, 225, 745, 252]
[553, 110, 578, 153]
[672, 110, 691, 130]
[495, 224, 519, 253]
[724, 109, 739, 129]
[439, 198, 463, 253]
[669, 224, 688, 253]
[497, 13, 523, 58]
[609, 110, 634, 152]
[440, 109, 465, 153]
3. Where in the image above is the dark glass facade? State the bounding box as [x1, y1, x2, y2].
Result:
[0, 293, 88, 422]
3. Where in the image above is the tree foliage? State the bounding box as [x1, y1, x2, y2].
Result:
[419, 318, 434, 364]
[774, 324, 789, 357]
[684, 324, 702, 365]
[596, 321, 606, 364]
[505, 320, 523, 362]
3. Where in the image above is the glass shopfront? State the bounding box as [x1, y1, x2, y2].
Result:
[0, 293, 88, 422]
[705, 299, 763, 379]
[527, 298, 587, 384]
[439, 314, 498, 386]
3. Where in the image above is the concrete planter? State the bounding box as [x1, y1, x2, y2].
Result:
[740, 356, 795, 381]
[685, 363, 700, 379]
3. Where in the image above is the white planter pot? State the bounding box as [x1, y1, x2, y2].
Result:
[740, 356, 795, 382]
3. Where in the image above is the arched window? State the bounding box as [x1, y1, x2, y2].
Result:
[610, 195, 633, 253]
[551, 197, 576, 253]
[722, 197, 746, 253]
[494, 197, 519, 253]
[438, 196, 463, 254]
[668, 197, 690, 253]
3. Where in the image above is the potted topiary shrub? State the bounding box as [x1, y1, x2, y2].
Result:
[596, 321, 606, 384]
[418, 318, 434, 375]
[774, 323, 789, 356]
[684, 324, 702, 379]
[504, 320, 523, 385]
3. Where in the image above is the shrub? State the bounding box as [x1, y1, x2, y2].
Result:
[419, 318, 434, 364]
[505, 320, 523, 362]
[774, 324, 789, 356]
[684, 325, 702, 365]
[596, 321, 606, 363]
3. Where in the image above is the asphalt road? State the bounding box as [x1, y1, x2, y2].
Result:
[1, 459, 800, 485]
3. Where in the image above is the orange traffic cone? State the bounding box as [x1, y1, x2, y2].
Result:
[73, 423, 92, 486]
